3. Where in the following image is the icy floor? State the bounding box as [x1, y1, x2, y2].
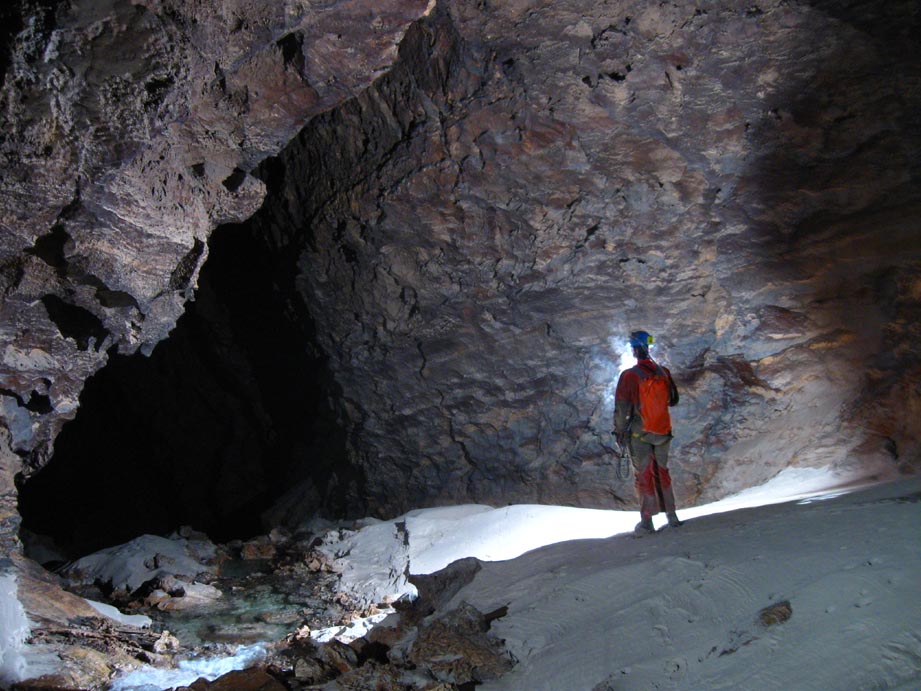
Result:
[316, 466, 884, 608]
[100, 467, 921, 690]
[442, 475, 921, 691]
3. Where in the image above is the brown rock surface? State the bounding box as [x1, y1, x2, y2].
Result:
[177, 668, 287, 691]
[0, 5, 919, 686]
[758, 599, 793, 627]
[408, 602, 512, 685]
[0, 0, 431, 683]
[252, 0, 921, 515]
[10, 556, 160, 691]
[0, 0, 432, 469]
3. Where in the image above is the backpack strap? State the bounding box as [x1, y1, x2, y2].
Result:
[632, 362, 666, 379]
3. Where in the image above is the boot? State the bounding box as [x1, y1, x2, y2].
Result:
[634, 517, 655, 534]
[666, 512, 683, 527]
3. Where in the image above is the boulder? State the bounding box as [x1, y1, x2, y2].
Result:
[177, 668, 287, 691]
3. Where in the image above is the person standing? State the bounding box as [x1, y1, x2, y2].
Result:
[613, 330, 682, 534]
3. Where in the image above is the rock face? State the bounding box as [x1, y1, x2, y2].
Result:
[2, 0, 921, 551]
[0, 0, 433, 552]
[0, 1, 920, 686]
[257, 0, 921, 516]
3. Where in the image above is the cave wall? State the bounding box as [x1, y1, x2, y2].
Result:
[258, 0, 921, 517]
[17, 220, 349, 557]
[0, 0, 433, 556]
[1, 0, 920, 557]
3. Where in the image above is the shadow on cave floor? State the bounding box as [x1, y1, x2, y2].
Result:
[17, 220, 349, 560]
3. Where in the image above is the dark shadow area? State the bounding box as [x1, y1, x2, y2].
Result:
[802, 0, 920, 49]
[711, 0, 921, 472]
[13, 5, 464, 559]
[0, 1, 65, 89]
[0, 2, 25, 88]
[18, 219, 349, 558]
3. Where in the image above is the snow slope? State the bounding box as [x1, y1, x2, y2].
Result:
[320, 470, 921, 691]
[107, 470, 921, 691]
[443, 477, 921, 691]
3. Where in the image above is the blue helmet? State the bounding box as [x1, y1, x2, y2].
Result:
[629, 330, 654, 348]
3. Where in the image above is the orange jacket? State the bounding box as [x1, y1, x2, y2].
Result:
[613, 358, 679, 436]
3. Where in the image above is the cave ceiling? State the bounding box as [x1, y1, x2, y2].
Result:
[1, 0, 920, 555]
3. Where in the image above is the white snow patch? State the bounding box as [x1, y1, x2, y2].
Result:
[458, 475, 921, 691]
[107, 644, 266, 691]
[317, 518, 415, 608]
[64, 534, 217, 593]
[405, 504, 639, 575]
[311, 608, 395, 644]
[84, 599, 152, 629]
[319, 466, 866, 601]
[0, 574, 29, 686]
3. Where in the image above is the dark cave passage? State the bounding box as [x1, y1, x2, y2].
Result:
[17, 218, 350, 559]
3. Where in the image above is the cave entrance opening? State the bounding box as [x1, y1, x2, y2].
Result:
[17, 218, 349, 561]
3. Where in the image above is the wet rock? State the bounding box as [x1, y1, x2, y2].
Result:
[294, 655, 327, 684]
[318, 660, 404, 691]
[153, 630, 181, 654]
[143, 588, 172, 609]
[177, 667, 287, 691]
[759, 600, 793, 627]
[10, 559, 160, 691]
[317, 639, 360, 676]
[13, 555, 103, 626]
[268, 527, 292, 545]
[408, 558, 483, 620]
[306, 556, 326, 573]
[11, 673, 94, 690]
[61, 534, 219, 594]
[255, 609, 302, 627]
[153, 578, 223, 612]
[241, 538, 277, 561]
[176, 526, 213, 542]
[408, 602, 513, 685]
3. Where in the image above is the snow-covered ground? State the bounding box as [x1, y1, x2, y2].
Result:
[106, 467, 921, 690]
[317, 467, 921, 691]
[314, 466, 886, 612]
